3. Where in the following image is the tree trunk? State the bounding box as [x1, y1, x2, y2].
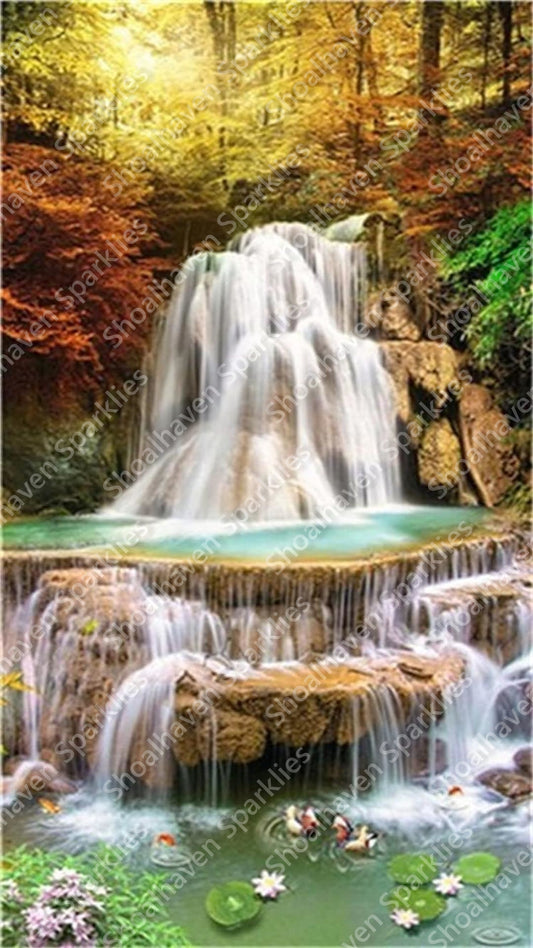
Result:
[204, 0, 237, 192]
[480, 3, 494, 110]
[418, 0, 445, 99]
[497, 1, 512, 105]
[366, 29, 384, 133]
[352, 1, 367, 161]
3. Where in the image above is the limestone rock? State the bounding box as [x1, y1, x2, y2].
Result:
[397, 656, 435, 679]
[379, 342, 411, 423]
[171, 651, 464, 764]
[459, 384, 520, 506]
[367, 291, 421, 341]
[198, 710, 267, 764]
[381, 341, 459, 424]
[418, 419, 462, 490]
[408, 343, 459, 408]
[419, 577, 531, 665]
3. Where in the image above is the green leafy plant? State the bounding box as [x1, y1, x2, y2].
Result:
[452, 852, 501, 885]
[205, 881, 261, 929]
[503, 481, 532, 519]
[1, 845, 190, 947]
[387, 852, 439, 884]
[444, 200, 532, 391]
[388, 886, 447, 921]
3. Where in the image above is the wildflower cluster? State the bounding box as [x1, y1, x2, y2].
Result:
[2, 869, 107, 947]
[1, 845, 190, 948]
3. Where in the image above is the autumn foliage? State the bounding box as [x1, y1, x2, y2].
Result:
[2, 144, 157, 396]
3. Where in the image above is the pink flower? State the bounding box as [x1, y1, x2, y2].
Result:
[251, 870, 287, 900]
[390, 908, 420, 929]
[434, 872, 463, 896]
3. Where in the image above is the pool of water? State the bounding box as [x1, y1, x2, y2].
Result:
[1, 506, 487, 563]
[3, 783, 530, 947]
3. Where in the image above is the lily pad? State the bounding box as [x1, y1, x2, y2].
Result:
[387, 852, 438, 884]
[453, 852, 501, 885]
[389, 887, 447, 921]
[206, 882, 261, 929]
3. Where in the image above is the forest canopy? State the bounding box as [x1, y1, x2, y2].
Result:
[2, 0, 532, 398]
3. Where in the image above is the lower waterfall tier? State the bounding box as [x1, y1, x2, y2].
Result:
[2, 527, 530, 805]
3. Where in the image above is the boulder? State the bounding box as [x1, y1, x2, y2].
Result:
[417, 419, 462, 490]
[476, 767, 531, 799]
[9, 760, 77, 797]
[459, 384, 520, 506]
[513, 746, 532, 777]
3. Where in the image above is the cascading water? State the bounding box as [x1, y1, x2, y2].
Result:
[3, 539, 530, 808]
[2, 214, 530, 835]
[111, 223, 401, 520]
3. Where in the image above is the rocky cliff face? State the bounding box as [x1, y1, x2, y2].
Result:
[2, 380, 138, 517]
[371, 294, 521, 506]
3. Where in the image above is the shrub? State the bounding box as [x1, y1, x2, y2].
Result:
[444, 201, 532, 398]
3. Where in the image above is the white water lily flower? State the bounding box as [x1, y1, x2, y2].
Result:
[251, 870, 287, 900]
[390, 908, 420, 929]
[434, 872, 463, 895]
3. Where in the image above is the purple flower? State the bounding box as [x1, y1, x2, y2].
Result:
[25, 903, 64, 943]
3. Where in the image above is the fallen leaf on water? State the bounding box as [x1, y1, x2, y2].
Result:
[37, 797, 61, 814]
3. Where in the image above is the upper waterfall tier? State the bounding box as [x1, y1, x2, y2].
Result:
[113, 223, 401, 520]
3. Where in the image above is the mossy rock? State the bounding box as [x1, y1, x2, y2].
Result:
[389, 886, 447, 920]
[387, 852, 438, 884]
[205, 881, 261, 929]
[452, 852, 501, 885]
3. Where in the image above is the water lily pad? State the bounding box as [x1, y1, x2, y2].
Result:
[387, 853, 438, 884]
[206, 882, 261, 929]
[389, 887, 447, 921]
[453, 852, 501, 885]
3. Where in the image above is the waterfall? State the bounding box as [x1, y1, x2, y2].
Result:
[111, 223, 400, 520]
[94, 656, 182, 796]
[3, 538, 530, 804]
[3, 566, 226, 771]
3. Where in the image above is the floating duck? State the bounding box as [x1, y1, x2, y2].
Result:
[301, 805, 319, 835]
[332, 815, 378, 854]
[285, 805, 319, 838]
